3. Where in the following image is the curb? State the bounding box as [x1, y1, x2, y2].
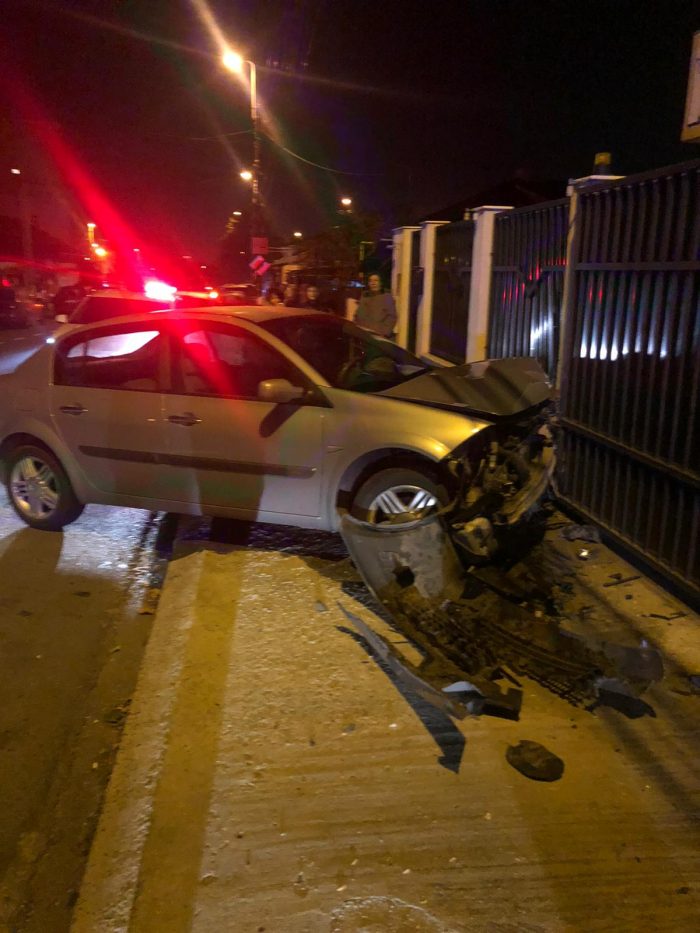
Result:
[70, 550, 207, 933]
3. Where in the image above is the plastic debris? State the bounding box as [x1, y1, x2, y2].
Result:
[506, 740, 564, 782]
[561, 524, 601, 543]
[577, 548, 591, 560]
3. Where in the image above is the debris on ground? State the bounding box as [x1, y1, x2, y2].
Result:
[340, 512, 663, 714]
[506, 740, 565, 782]
[338, 602, 522, 721]
[561, 524, 601, 543]
[577, 548, 591, 561]
[603, 574, 641, 587]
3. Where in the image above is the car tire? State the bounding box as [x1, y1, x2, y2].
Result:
[5, 443, 84, 531]
[350, 467, 449, 525]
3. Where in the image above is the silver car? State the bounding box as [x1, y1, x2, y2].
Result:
[0, 308, 553, 545]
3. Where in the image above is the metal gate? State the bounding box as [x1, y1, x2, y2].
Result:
[487, 199, 569, 377]
[430, 220, 474, 363]
[558, 161, 700, 601]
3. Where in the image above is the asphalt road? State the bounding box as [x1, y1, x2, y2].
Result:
[0, 323, 168, 932]
[0, 493, 170, 933]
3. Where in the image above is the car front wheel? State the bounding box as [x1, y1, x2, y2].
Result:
[350, 467, 449, 525]
[6, 443, 84, 531]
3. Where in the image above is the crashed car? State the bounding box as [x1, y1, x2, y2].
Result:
[0, 308, 553, 541]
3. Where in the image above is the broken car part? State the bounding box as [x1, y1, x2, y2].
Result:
[340, 512, 663, 710]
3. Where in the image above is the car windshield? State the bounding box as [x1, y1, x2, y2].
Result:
[258, 315, 430, 392]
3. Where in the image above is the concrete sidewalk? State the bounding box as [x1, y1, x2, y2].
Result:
[71, 525, 700, 933]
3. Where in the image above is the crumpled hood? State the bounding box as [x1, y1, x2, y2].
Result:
[378, 357, 552, 419]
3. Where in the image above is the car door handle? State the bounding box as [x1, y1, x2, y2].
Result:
[168, 412, 202, 427]
[59, 404, 87, 416]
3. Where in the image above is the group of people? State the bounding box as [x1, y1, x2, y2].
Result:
[261, 283, 326, 310]
[260, 273, 397, 339]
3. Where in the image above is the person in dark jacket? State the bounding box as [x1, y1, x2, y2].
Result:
[301, 284, 323, 311]
[355, 274, 396, 337]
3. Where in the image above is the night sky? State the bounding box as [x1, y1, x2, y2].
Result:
[1, 0, 698, 263]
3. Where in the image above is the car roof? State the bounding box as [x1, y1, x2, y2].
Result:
[52, 305, 335, 336]
[208, 305, 326, 323]
[83, 289, 156, 301]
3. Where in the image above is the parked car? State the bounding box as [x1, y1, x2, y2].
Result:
[60, 288, 228, 325]
[52, 285, 86, 320]
[59, 289, 171, 325]
[220, 283, 258, 304]
[0, 308, 553, 540]
[0, 286, 30, 329]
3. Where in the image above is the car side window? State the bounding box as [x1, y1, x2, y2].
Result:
[173, 324, 299, 399]
[54, 327, 163, 392]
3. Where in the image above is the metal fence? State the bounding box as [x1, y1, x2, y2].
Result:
[558, 161, 700, 601]
[487, 199, 569, 378]
[431, 220, 474, 362]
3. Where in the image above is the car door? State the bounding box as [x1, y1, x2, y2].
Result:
[50, 322, 169, 499]
[161, 319, 327, 518]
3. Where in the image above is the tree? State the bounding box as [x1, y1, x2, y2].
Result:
[299, 209, 382, 282]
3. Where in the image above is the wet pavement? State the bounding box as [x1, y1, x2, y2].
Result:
[0, 495, 168, 933]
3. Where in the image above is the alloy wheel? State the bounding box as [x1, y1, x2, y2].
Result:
[10, 455, 60, 521]
[367, 484, 438, 524]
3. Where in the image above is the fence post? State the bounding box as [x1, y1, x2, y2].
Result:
[416, 220, 448, 358]
[391, 225, 419, 348]
[557, 171, 624, 390]
[465, 205, 511, 362]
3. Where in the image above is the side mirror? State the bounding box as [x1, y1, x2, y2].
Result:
[258, 378, 305, 404]
[55, 314, 68, 323]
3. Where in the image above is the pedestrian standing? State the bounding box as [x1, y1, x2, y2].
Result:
[355, 274, 396, 338]
[283, 283, 299, 307]
[301, 284, 323, 311]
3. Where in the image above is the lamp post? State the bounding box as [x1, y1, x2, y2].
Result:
[222, 50, 262, 250]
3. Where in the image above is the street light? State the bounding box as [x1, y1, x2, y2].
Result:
[10, 168, 21, 176]
[233, 210, 242, 216]
[221, 49, 244, 74]
[239, 170, 253, 182]
[293, 231, 303, 238]
[340, 197, 352, 207]
[223, 47, 262, 253]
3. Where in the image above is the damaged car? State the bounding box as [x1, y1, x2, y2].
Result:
[0, 308, 553, 546]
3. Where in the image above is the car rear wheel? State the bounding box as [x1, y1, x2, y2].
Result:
[350, 467, 449, 525]
[6, 443, 84, 531]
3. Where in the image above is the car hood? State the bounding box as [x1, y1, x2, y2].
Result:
[378, 357, 552, 419]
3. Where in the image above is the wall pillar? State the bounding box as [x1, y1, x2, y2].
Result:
[465, 205, 511, 362]
[416, 220, 448, 359]
[391, 225, 419, 348]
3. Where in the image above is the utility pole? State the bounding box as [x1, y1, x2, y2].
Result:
[11, 169, 34, 288]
